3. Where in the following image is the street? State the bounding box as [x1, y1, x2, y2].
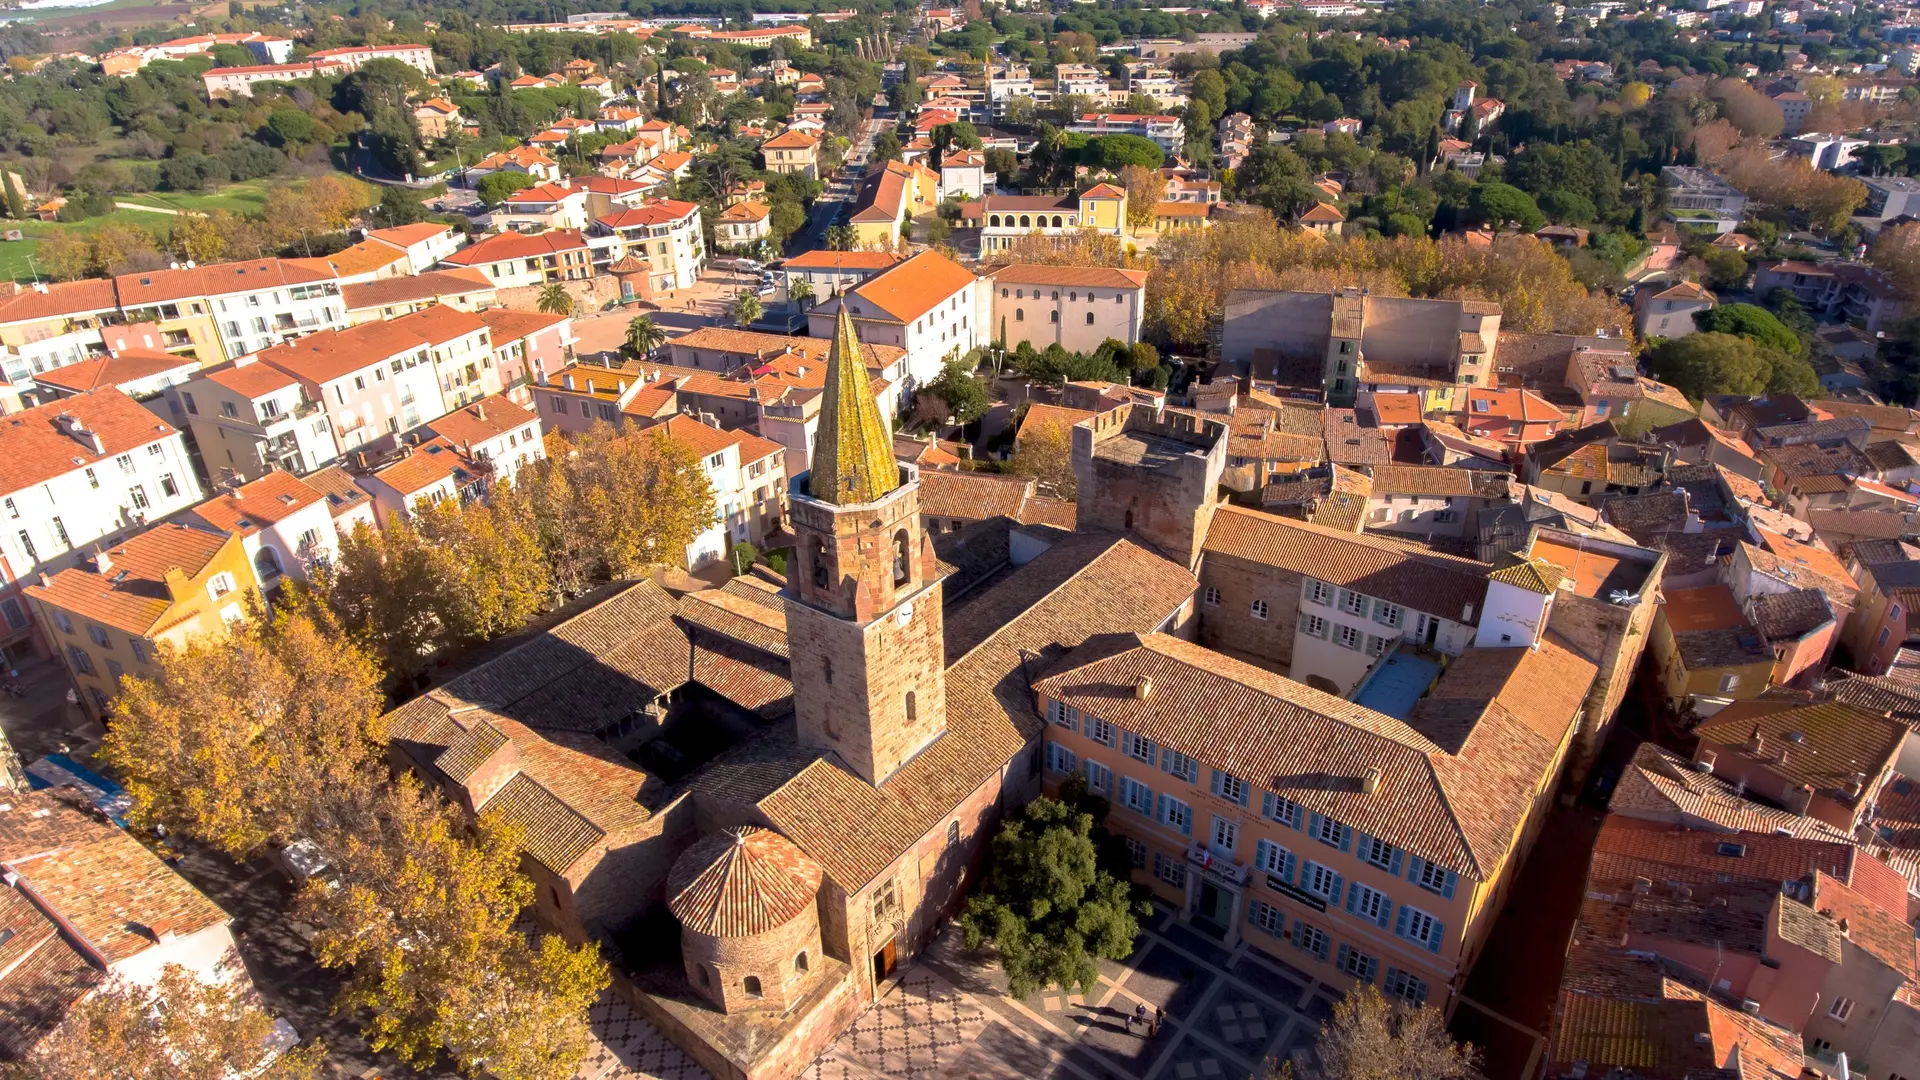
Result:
[794, 111, 891, 253]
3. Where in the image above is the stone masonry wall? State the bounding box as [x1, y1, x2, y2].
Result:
[1195, 552, 1306, 671]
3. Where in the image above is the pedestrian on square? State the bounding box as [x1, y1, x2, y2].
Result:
[1134, 1003, 1148, 1036]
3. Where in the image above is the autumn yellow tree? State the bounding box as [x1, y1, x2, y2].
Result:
[4, 963, 327, 1080]
[1120, 164, 1159, 235]
[1007, 407, 1079, 498]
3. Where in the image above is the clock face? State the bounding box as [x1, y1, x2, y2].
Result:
[896, 602, 914, 626]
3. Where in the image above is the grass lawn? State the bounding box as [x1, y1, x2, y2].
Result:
[0, 179, 282, 282]
[116, 180, 273, 215]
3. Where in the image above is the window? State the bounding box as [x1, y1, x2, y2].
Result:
[53, 611, 72, 635]
[1345, 882, 1392, 927]
[1340, 590, 1367, 616]
[1211, 769, 1251, 807]
[50, 517, 68, 549]
[1409, 857, 1458, 898]
[129, 639, 147, 664]
[67, 645, 93, 676]
[1337, 625, 1363, 651]
[3, 499, 14, 520]
[1312, 813, 1349, 850]
[904, 691, 916, 722]
[1160, 748, 1199, 783]
[1047, 699, 1079, 731]
[1301, 614, 1328, 637]
[1366, 634, 1390, 657]
[1157, 794, 1193, 836]
[743, 976, 762, 998]
[1336, 944, 1378, 984]
[1122, 731, 1157, 763]
[1123, 836, 1147, 868]
[114, 454, 134, 475]
[1203, 586, 1221, 606]
[1373, 601, 1402, 628]
[1016, 308, 1024, 321]
[1300, 860, 1343, 902]
[1086, 312, 1095, 325]
[1086, 716, 1117, 747]
[1119, 776, 1154, 817]
[1154, 852, 1187, 887]
[1263, 793, 1304, 829]
[88, 625, 109, 648]
[1250, 898, 1285, 937]
[1383, 969, 1428, 1007]
[1396, 905, 1445, 953]
[84, 468, 97, 490]
[1084, 759, 1113, 795]
[1828, 997, 1855, 1023]
[795, 951, 810, 973]
[1359, 834, 1399, 873]
[1210, 816, 1237, 853]
[129, 486, 149, 511]
[1250, 599, 1268, 620]
[1307, 580, 1333, 606]
[947, 820, 960, 847]
[1292, 920, 1330, 960]
[1046, 743, 1078, 774]
[1050, 311, 1059, 323]
[17, 531, 34, 562]
[1255, 838, 1296, 881]
[1719, 673, 1741, 692]
[207, 573, 235, 600]
[159, 474, 178, 499]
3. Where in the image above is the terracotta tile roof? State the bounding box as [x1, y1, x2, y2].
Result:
[0, 389, 179, 498]
[650, 414, 782, 466]
[718, 200, 771, 223]
[0, 883, 100, 1057]
[1488, 553, 1566, 595]
[113, 258, 336, 306]
[760, 129, 819, 150]
[667, 826, 823, 937]
[1697, 700, 1906, 810]
[0, 280, 119, 325]
[367, 438, 473, 497]
[1466, 386, 1564, 424]
[187, 469, 325, 536]
[670, 326, 905, 369]
[441, 229, 590, 266]
[304, 465, 371, 520]
[1812, 870, 1916, 977]
[597, 199, 700, 228]
[1037, 632, 1591, 877]
[427, 394, 537, 448]
[1592, 816, 1855, 893]
[308, 238, 408, 278]
[1322, 408, 1391, 465]
[780, 250, 905, 271]
[32, 352, 196, 394]
[1608, 743, 1852, 841]
[476, 307, 567, 345]
[1748, 588, 1835, 644]
[26, 524, 237, 636]
[258, 304, 485, 386]
[986, 264, 1149, 290]
[846, 250, 976, 325]
[1202, 505, 1492, 625]
[1298, 201, 1345, 224]
[367, 223, 454, 248]
[1368, 465, 1507, 498]
[1763, 440, 1872, 479]
[917, 470, 1033, 521]
[1363, 394, 1423, 426]
[342, 268, 494, 311]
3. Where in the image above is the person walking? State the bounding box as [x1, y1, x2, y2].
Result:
[1134, 1003, 1148, 1037]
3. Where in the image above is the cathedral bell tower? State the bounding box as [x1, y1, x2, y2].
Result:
[782, 308, 946, 787]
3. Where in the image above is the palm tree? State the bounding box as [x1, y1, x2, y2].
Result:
[826, 224, 855, 251]
[624, 315, 666, 358]
[789, 278, 815, 310]
[537, 283, 574, 316]
[732, 291, 763, 328]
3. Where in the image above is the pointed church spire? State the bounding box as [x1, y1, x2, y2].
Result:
[808, 306, 899, 505]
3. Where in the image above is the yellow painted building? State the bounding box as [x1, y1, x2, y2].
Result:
[26, 524, 260, 719]
[848, 160, 939, 249]
[1646, 584, 1775, 715]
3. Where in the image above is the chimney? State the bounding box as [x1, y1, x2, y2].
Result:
[1632, 876, 1652, 894]
[89, 547, 110, 575]
[1785, 783, 1815, 815]
[1746, 724, 1765, 756]
[563, 374, 576, 391]
[1696, 748, 1718, 770]
[1132, 675, 1152, 699]
[474, 403, 485, 421]
[1846, 772, 1867, 799]
[1361, 767, 1381, 795]
[1838, 917, 1851, 937]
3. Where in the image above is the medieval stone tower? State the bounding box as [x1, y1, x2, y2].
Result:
[783, 308, 947, 787]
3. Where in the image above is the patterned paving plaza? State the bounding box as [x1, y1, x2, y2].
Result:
[581, 906, 1335, 1080]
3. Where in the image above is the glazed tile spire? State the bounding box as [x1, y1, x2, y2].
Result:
[808, 306, 898, 505]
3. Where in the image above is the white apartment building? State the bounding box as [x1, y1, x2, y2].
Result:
[247, 305, 491, 455]
[182, 469, 340, 586]
[1069, 113, 1187, 151]
[364, 222, 466, 273]
[0, 389, 204, 602]
[649, 415, 787, 565]
[115, 260, 347, 362]
[1054, 63, 1112, 100]
[178, 359, 341, 483]
[805, 250, 982, 399]
[305, 43, 436, 74]
[590, 199, 706, 291]
[422, 394, 545, 494]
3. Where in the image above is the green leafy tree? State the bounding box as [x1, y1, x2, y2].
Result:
[1649, 331, 1817, 401]
[537, 283, 574, 316]
[922, 357, 989, 425]
[1694, 303, 1803, 356]
[1094, 133, 1165, 171]
[264, 108, 315, 147]
[872, 130, 903, 164]
[476, 171, 539, 205]
[1537, 190, 1597, 224]
[0, 172, 22, 221]
[624, 315, 666, 357]
[1467, 183, 1545, 234]
[959, 791, 1149, 998]
[790, 277, 816, 309]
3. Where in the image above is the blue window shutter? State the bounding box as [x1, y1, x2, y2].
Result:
[1344, 884, 1360, 915]
[1388, 849, 1404, 877]
[1236, 784, 1250, 808]
[1281, 851, 1295, 883]
[1443, 870, 1458, 899]
[1156, 794, 1167, 824]
[1328, 872, 1343, 906]
[1209, 769, 1223, 797]
[1338, 825, 1352, 853]
[1255, 838, 1271, 873]
[1337, 944, 1351, 971]
[1309, 811, 1325, 838]
[1376, 897, 1392, 929]
[1354, 830, 1373, 860]
[1179, 805, 1193, 837]
[1262, 792, 1276, 819]
[1408, 855, 1425, 883]
[1428, 918, 1445, 953]
[1395, 906, 1412, 939]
